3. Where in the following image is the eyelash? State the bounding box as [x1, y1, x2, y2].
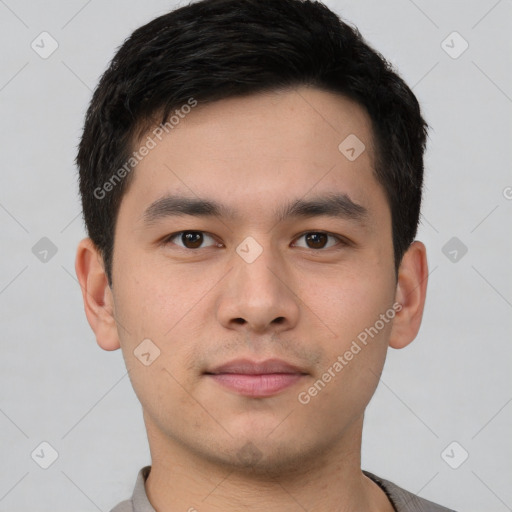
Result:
[161, 230, 349, 251]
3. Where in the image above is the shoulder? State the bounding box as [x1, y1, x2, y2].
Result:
[109, 466, 153, 512]
[363, 470, 457, 512]
[110, 499, 134, 512]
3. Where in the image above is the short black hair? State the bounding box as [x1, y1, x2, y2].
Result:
[77, 0, 428, 286]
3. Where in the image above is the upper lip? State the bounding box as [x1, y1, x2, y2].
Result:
[206, 358, 307, 375]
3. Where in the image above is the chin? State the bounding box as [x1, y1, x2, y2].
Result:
[192, 427, 327, 479]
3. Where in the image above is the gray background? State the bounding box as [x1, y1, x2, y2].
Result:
[1, 0, 511, 510]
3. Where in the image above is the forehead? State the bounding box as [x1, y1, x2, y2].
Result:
[120, 86, 387, 226]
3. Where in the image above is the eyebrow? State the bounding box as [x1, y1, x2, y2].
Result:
[142, 192, 368, 225]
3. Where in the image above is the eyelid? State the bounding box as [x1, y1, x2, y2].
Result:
[162, 231, 222, 249]
[291, 230, 349, 249]
[161, 230, 349, 251]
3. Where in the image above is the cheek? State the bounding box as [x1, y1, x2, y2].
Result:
[296, 297, 393, 425]
[113, 260, 205, 388]
[302, 264, 395, 340]
[113, 256, 190, 341]
[302, 265, 395, 404]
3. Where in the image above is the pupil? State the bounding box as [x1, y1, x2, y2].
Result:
[306, 232, 327, 249]
[183, 232, 203, 248]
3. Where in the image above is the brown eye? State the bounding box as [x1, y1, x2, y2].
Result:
[165, 231, 219, 249]
[293, 231, 341, 250]
[181, 231, 203, 248]
[305, 232, 328, 249]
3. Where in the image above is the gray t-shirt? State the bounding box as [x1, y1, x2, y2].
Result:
[111, 466, 456, 512]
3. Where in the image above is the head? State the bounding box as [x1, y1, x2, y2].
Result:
[76, 0, 429, 476]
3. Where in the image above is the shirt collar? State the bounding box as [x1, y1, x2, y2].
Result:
[129, 466, 438, 512]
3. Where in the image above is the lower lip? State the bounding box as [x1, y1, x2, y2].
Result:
[207, 373, 304, 397]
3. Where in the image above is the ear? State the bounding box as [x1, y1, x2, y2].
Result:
[75, 237, 120, 351]
[389, 241, 428, 349]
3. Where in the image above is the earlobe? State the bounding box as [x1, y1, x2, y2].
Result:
[389, 241, 428, 350]
[75, 237, 121, 351]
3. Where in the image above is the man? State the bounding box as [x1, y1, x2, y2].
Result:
[74, 0, 455, 510]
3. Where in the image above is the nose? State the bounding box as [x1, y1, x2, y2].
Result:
[216, 240, 300, 336]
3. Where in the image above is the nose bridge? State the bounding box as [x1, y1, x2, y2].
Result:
[234, 235, 286, 302]
[217, 234, 299, 333]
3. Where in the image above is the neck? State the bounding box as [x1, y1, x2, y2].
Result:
[144, 415, 394, 512]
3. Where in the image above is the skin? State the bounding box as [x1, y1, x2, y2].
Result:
[76, 86, 428, 511]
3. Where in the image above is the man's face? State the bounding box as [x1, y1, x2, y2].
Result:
[111, 86, 397, 473]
